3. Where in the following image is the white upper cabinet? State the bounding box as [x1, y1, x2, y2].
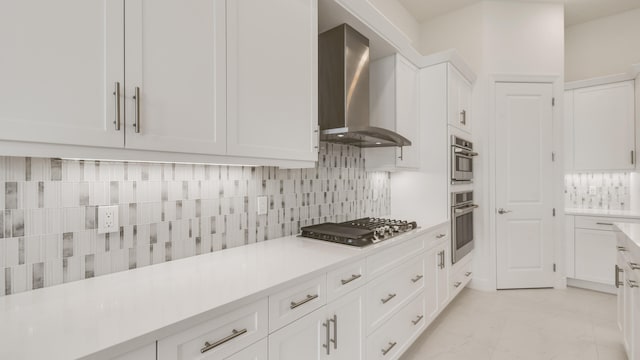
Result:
[366, 54, 420, 171]
[447, 64, 472, 134]
[124, 0, 227, 154]
[0, 0, 124, 148]
[226, 0, 318, 162]
[568, 80, 635, 171]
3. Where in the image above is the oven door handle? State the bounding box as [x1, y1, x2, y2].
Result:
[454, 204, 479, 214]
[453, 147, 479, 157]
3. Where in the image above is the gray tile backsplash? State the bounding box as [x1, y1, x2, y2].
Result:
[0, 143, 390, 296]
[564, 172, 630, 210]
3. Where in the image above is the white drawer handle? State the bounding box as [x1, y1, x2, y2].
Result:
[436, 233, 446, 239]
[411, 315, 424, 325]
[465, 272, 472, 277]
[629, 262, 640, 270]
[290, 294, 319, 309]
[341, 274, 362, 285]
[381, 293, 397, 304]
[381, 341, 397, 356]
[200, 328, 247, 353]
[596, 222, 614, 226]
[454, 281, 462, 288]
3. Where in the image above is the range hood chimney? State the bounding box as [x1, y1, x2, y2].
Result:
[318, 24, 411, 148]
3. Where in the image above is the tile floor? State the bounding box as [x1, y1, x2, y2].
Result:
[401, 287, 627, 360]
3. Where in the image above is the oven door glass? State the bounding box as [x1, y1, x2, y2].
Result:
[455, 211, 474, 250]
[455, 154, 473, 173]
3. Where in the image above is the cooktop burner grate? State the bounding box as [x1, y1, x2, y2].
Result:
[300, 217, 417, 247]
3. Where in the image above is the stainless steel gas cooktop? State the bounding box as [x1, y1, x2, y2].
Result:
[300, 218, 418, 247]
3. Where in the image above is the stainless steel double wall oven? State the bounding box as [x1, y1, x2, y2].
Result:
[451, 191, 477, 264]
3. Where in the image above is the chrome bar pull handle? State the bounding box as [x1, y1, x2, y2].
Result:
[460, 110, 466, 125]
[618, 246, 628, 252]
[596, 222, 614, 226]
[381, 342, 397, 356]
[632, 150, 635, 165]
[436, 233, 446, 239]
[113, 82, 121, 130]
[133, 86, 141, 133]
[411, 274, 423, 283]
[615, 265, 623, 288]
[341, 274, 362, 285]
[627, 279, 639, 288]
[200, 328, 247, 353]
[454, 281, 462, 288]
[411, 315, 424, 325]
[465, 271, 472, 277]
[381, 293, 397, 304]
[629, 262, 640, 270]
[330, 314, 337, 349]
[497, 208, 512, 215]
[322, 319, 331, 355]
[290, 293, 318, 309]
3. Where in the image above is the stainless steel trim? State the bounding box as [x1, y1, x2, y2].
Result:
[290, 294, 318, 309]
[454, 281, 462, 288]
[398, 146, 404, 161]
[322, 320, 331, 355]
[497, 208, 512, 215]
[627, 279, 639, 288]
[381, 342, 397, 356]
[460, 110, 466, 125]
[596, 222, 614, 226]
[330, 314, 337, 349]
[113, 82, 121, 131]
[453, 148, 478, 157]
[133, 87, 141, 133]
[380, 293, 397, 304]
[200, 328, 247, 353]
[411, 315, 424, 325]
[615, 265, 622, 288]
[465, 272, 472, 277]
[451, 180, 473, 185]
[629, 262, 640, 270]
[341, 274, 362, 285]
[411, 274, 423, 283]
[455, 204, 479, 214]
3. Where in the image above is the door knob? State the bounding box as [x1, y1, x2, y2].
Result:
[497, 208, 512, 215]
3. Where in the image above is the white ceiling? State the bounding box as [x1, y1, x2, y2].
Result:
[396, 0, 640, 26]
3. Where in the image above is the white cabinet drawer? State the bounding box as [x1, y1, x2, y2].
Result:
[269, 275, 326, 333]
[366, 292, 426, 360]
[575, 216, 622, 231]
[327, 259, 366, 302]
[423, 224, 449, 248]
[224, 338, 267, 360]
[366, 255, 425, 333]
[367, 234, 425, 279]
[157, 298, 268, 360]
[451, 254, 473, 298]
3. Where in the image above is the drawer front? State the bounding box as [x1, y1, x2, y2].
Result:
[575, 216, 620, 231]
[367, 234, 425, 279]
[327, 259, 366, 302]
[268, 275, 326, 332]
[224, 338, 267, 360]
[451, 255, 473, 298]
[366, 292, 426, 360]
[366, 255, 425, 333]
[157, 298, 268, 360]
[423, 224, 449, 248]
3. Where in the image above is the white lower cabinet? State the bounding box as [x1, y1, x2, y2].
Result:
[111, 343, 156, 360]
[575, 228, 616, 285]
[225, 339, 267, 360]
[616, 228, 640, 360]
[268, 288, 364, 360]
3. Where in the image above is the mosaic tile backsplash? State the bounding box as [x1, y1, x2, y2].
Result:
[564, 172, 630, 210]
[0, 143, 390, 297]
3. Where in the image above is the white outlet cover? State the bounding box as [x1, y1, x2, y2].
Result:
[98, 205, 119, 234]
[257, 196, 268, 215]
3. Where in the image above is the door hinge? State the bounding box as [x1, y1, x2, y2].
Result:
[552, 208, 556, 217]
[553, 263, 556, 272]
[552, 97, 555, 106]
[551, 152, 555, 162]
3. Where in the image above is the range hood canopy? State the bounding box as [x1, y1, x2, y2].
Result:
[318, 24, 411, 148]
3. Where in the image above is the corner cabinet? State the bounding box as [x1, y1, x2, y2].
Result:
[366, 54, 420, 171]
[0, 0, 318, 165]
[447, 65, 472, 134]
[565, 80, 635, 171]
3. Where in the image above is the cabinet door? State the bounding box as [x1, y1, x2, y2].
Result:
[437, 243, 450, 310]
[0, 0, 124, 148]
[111, 343, 156, 360]
[395, 56, 420, 169]
[324, 288, 364, 360]
[226, 0, 318, 162]
[574, 229, 617, 285]
[225, 339, 267, 360]
[268, 309, 324, 360]
[617, 252, 625, 331]
[425, 246, 439, 322]
[447, 65, 472, 133]
[573, 81, 635, 171]
[124, 0, 227, 154]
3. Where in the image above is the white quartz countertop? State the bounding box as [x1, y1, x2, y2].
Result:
[0, 222, 445, 360]
[614, 223, 640, 250]
[565, 208, 640, 219]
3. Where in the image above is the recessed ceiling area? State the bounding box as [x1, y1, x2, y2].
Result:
[396, 0, 640, 26]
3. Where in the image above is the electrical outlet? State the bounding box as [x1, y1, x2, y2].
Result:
[589, 186, 597, 195]
[98, 205, 119, 234]
[257, 196, 268, 215]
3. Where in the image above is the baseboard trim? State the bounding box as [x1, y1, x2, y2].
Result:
[567, 278, 616, 294]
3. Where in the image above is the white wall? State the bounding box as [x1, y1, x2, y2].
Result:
[368, 0, 421, 47]
[565, 8, 640, 81]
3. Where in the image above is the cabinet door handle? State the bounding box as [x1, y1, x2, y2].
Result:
[330, 314, 337, 349]
[454, 281, 462, 288]
[632, 150, 635, 165]
[618, 246, 628, 252]
[411, 274, 423, 283]
[113, 82, 121, 130]
[381, 341, 397, 356]
[411, 315, 424, 325]
[341, 273, 362, 285]
[200, 328, 247, 353]
[629, 262, 640, 270]
[381, 293, 397, 304]
[398, 146, 404, 161]
[596, 222, 614, 226]
[133, 86, 141, 133]
[465, 271, 472, 277]
[322, 319, 331, 355]
[615, 264, 623, 288]
[436, 233, 446, 239]
[627, 279, 639, 288]
[460, 110, 467, 125]
[290, 293, 318, 309]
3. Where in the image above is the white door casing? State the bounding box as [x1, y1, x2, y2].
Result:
[496, 82, 555, 289]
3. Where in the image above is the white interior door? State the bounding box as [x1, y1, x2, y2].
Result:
[125, 0, 227, 154]
[496, 82, 555, 289]
[0, 0, 124, 148]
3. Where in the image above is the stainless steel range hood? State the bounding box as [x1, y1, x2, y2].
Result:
[318, 24, 411, 148]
